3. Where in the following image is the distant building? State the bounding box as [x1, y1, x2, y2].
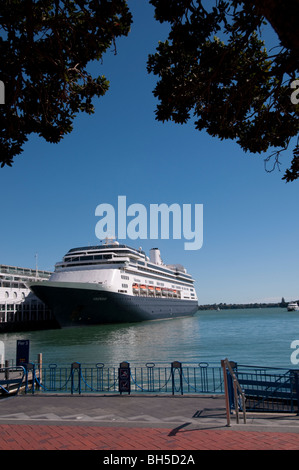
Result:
[0, 264, 52, 324]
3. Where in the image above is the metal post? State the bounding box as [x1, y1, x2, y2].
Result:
[221, 359, 231, 427]
[49, 363, 57, 390]
[233, 379, 239, 424]
[37, 353, 42, 389]
[25, 363, 35, 394]
[241, 392, 247, 423]
[5, 360, 9, 380]
[222, 359, 247, 425]
[71, 362, 81, 394]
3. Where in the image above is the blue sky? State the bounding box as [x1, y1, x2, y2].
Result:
[1, 0, 298, 305]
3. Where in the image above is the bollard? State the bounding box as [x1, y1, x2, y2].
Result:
[171, 361, 183, 395]
[71, 362, 81, 394]
[118, 362, 131, 394]
[5, 360, 9, 380]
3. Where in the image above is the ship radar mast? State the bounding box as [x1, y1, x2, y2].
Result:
[103, 236, 119, 246]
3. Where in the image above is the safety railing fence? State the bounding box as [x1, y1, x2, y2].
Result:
[22, 361, 225, 396]
[6, 357, 298, 420]
[221, 359, 299, 425]
[235, 364, 299, 414]
[0, 365, 26, 396]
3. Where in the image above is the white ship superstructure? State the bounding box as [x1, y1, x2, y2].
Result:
[30, 241, 199, 327]
[287, 302, 299, 311]
[52, 243, 197, 300]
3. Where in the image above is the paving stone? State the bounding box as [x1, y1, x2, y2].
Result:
[1, 394, 299, 451]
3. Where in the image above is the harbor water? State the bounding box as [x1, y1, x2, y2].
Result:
[1, 307, 299, 369]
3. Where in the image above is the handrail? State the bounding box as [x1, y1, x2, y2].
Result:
[221, 358, 246, 426]
[20, 361, 225, 395]
[0, 366, 26, 396]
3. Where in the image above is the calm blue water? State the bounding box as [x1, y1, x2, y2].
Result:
[1, 307, 299, 368]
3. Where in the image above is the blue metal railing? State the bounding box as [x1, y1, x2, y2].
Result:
[223, 362, 299, 414]
[6, 359, 299, 414]
[23, 361, 225, 395]
[236, 365, 299, 413]
[0, 366, 26, 396]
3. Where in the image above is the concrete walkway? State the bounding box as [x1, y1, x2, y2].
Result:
[0, 394, 299, 450]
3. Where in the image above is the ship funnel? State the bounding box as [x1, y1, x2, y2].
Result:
[150, 248, 163, 265]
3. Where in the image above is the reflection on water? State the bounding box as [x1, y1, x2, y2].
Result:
[1, 314, 202, 365]
[1, 308, 299, 368]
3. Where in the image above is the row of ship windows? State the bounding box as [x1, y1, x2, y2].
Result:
[129, 264, 192, 282]
[58, 260, 122, 268]
[121, 275, 192, 290]
[65, 254, 113, 262]
[62, 257, 191, 281]
[66, 249, 141, 259]
[0, 281, 27, 289]
[2, 291, 26, 299]
[132, 277, 194, 291]
[65, 251, 145, 263]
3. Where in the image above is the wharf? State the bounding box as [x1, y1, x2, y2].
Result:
[0, 394, 299, 451]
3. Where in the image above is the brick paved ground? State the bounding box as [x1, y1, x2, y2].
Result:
[1, 423, 299, 450]
[1, 395, 299, 453]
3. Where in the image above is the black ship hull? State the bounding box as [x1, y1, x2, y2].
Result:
[30, 281, 199, 327]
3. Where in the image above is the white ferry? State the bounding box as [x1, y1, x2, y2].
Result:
[287, 302, 299, 311]
[29, 240, 199, 327]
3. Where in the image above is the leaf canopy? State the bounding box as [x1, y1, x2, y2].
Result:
[0, 0, 132, 166]
[147, 0, 299, 181]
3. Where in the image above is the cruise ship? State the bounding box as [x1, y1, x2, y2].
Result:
[29, 240, 199, 327]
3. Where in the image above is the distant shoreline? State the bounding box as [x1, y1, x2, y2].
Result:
[198, 301, 296, 311]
